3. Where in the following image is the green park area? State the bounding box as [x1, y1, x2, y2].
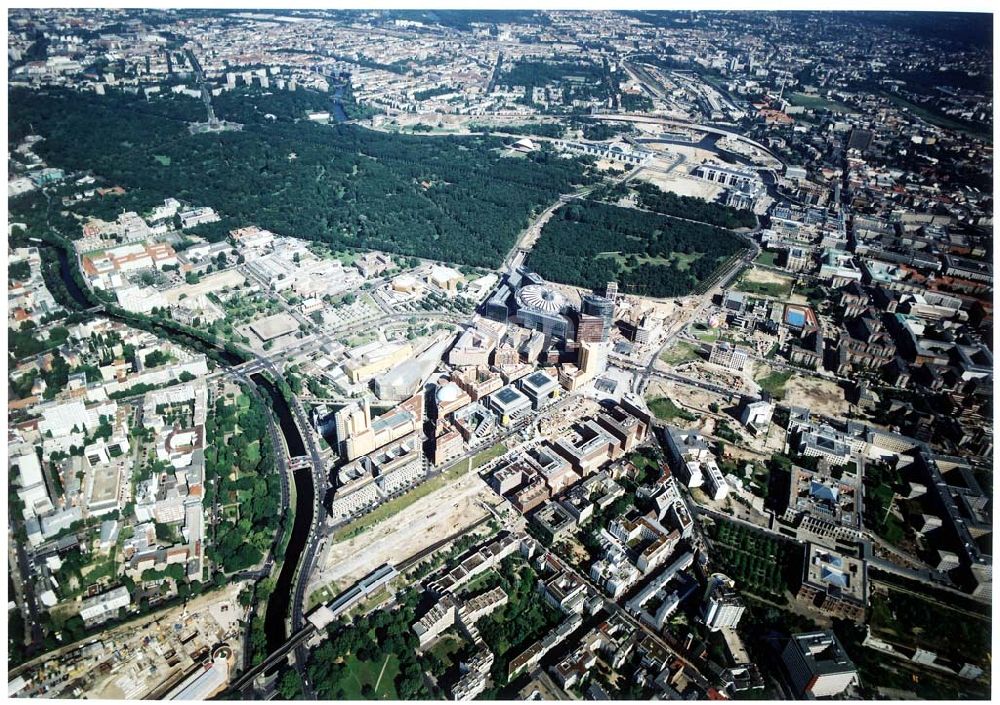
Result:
[869, 587, 991, 667]
[787, 92, 854, 113]
[338, 653, 400, 700]
[861, 461, 907, 545]
[530, 199, 747, 298]
[647, 396, 697, 423]
[305, 590, 428, 700]
[204, 389, 281, 573]
[755, 369, 795, 399]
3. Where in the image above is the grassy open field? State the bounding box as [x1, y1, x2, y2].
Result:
[660, 340, 702, 365]
[756, 369, 795, 399]
[647, 396, 697, 423]
[339, 653, 400, 700]
[470, 442, 508, 470]
[787, 92, 854, 114]
[754, 249, 780, 268]
[733, 265, 796, 299]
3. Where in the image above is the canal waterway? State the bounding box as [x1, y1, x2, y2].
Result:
[251, 373, 312, 656]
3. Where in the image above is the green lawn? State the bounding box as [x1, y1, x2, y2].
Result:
[152, 154, 171, 165]
[660, 340, 701, 365]
[340, 653, 399, 700]
[628, 449, 662, 481]
[595, 252, 680, 272]
[670, 251, 705, 271]
[244, 440, 261, 467]
[754, 250, 780, 268]
[734, 278, 793, 299]
[345, 332, 378, 347]
[471, 442, 508, 470]
[307, 584, 334, 611]
[693, 328, 743, 346]
[647, 396, 697, 423]
[427, 633, 466, 670]
[756, 370, 795, 399]
[787, 92, 854, 114]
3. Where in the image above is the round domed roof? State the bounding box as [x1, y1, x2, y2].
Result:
[436, 381, 462, 405]
[516, 284, 567, 314]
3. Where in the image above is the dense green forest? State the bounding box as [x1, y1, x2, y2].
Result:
[528, 199, 748, 297]
[9, 87, 597, 268]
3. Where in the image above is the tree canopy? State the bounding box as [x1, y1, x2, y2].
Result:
[528, 198, 748, 297]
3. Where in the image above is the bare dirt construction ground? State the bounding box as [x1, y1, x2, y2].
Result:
[740, 267, 795, 287]
[670, 360, 757, 395]
[743, 267, 792, 284]
[645, 377, 723, 435]
[638, 170, 724, 201]
[647, 143, 719, 163]
[78, 583, 246, 699]
[381, 113, 565, 137]
[163, 268, 245, 304]
[782, 373, 851, 418]
[310, 471, 502, 597]
[596, 158, 626, 172]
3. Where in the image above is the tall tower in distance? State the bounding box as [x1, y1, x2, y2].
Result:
[605, 281, 619, 302]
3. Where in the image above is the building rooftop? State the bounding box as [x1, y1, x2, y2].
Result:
[803, 544, 866, 604]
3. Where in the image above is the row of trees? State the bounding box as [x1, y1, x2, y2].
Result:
[528, 198, 747, 297]
[631, 180, 758, 229]
[11, 87, 599, 267]
[707, 519, 798, 601]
